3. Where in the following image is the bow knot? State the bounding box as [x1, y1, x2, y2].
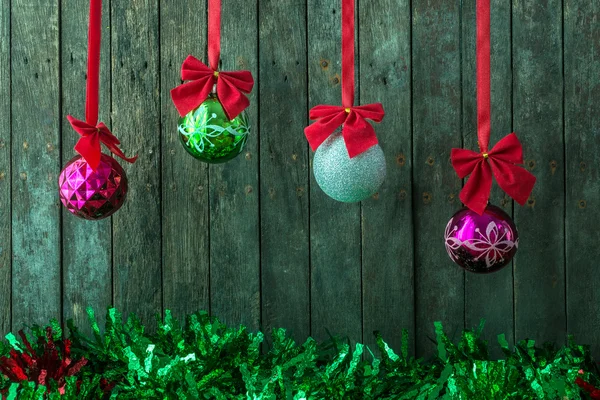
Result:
[304, 103, 385, 158]
[451, 132, 536, 215]
[170, 55, 254, 120]
[67, 115, 138, 171]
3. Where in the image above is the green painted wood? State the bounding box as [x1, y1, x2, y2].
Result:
[462, 0, 514, 355]
[412, 0, 463, 356]
[308, 0, 362, 343]
[0, 0, 10, 336]
[512, 0, 566, 345]
[61, 0, 112, 334]
[259, 0, 310, 341]
[210, 0, 260, 331]
[111, 0, 162, 327]
[564, 0, 600, 356]
[11, 0, 61, 329]
[359, 0, 414, 352]
[160, 1, 210, 321]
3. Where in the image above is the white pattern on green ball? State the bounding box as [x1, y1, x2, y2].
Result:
[313, 129, 386, 202]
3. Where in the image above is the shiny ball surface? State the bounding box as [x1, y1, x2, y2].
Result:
[313, 129, 386, 202]
[444, 204, 518, 274]
[178, 94, 249, 163]
[59, 154, 128, 220]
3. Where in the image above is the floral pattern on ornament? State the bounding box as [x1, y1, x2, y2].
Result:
[444, 220, 517, 268]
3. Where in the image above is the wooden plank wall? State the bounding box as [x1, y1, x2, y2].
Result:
[2, 0, 600, 357]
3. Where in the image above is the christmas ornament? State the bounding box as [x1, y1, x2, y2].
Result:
[304, 0, 386, 202]
[59, 0, 136, 220]
[59, 154, 128, 220]
[446, 0, 535, 272]
[313, 129, 385, 202]
[444, 204, 517, 273]
[177, 93, 249, 163]
[171, 0, 254, 164]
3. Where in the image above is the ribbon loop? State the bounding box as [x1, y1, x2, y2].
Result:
[451, 133, 535, 215]
[68, 115, 138, 171]
[304, 103, 384, 158]
[170, 55, 254, 120]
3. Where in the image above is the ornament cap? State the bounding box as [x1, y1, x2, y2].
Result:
[213, 70, 219, 78]
[482, 152, 489, 159]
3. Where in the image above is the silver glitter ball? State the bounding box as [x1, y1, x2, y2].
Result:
[313, 129, 386, 202]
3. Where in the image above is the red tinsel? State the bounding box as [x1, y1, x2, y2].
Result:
[576, 375, 600, 399]
[0, 328, 87, 395]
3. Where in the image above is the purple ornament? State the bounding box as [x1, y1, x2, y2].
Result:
[444, 204, 518, 273]
[59, 154, 128, 220]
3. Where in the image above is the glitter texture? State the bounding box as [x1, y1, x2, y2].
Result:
[444, 204, 518, 273]
[59, 154, 128, 220]
[178, 94, 249, 163]
[313, 129, 386, 202]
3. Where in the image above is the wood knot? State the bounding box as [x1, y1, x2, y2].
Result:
[579, 200, 587, 209]
[526, 160, 536, 170]
[396, 153, 406, 166]
[580, 161, 586, 172]
[426, 156, 434, 166]
[422, 192, 432, 204]
[398, 189, 407, 200]
[320, 59, 329, 69]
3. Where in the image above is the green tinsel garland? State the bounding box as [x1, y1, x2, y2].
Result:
[0, 308, 598, 399]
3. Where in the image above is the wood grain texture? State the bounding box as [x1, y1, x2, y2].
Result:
[11, 0, 61, 329]
[308, 0, 362, 343]
[412, 0, 463, 356]
[210, 0, 260, 331]
[160, 1, 210, 322]
[359, 0, 414, 352]
[0, 0, 10, 336]
[512, 0, 566, 345]
[61, 0, 112, 334]
[564, 0, 600, 355]
[111, 0, 162, 327]
[462, 0, 515, 355]
[259, 0, 310, 341]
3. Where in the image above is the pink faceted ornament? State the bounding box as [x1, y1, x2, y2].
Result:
[59, 154, 128, 220]
[444, 204, 518, 274]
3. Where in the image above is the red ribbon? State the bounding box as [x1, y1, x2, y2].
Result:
[305, 104, 385, 158]
[170, 0, 254, 120]
[67, 0, 136, 171]
[304, 0, 384, 157]
[68, 116, 138, 171]
[450, 0, 535, 214]
[170, 55, 254, 120]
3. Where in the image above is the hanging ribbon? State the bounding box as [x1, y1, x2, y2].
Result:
[451, 0, 535, 215]
[304, 0, 384, 158]
[67, 0, 137, 171]
[170, 0, 254, 121]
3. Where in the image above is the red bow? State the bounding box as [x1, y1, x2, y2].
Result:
[170, 55, 254, 120]
[67, 115, 138, 171]
[451, 133, 536, 215]
[304, 104, 385, 158]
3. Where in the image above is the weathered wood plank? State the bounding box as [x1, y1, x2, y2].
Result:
[462, 0, 514, 354]
[111, 0, 162, 327]
[61, 0, 112, 334]
[210, 0, 260, 331]
[259, 0, 310, 341]
[412, 0, 463, 355]
[512, 0, 565, 345]
[0, 0, 10, 335]
[11, 0, 61, 329]
[160, 1, 210, 321]
[565, 0, 600, 356]
[359, 0, 414, 352]
[308, 0, 361, 343]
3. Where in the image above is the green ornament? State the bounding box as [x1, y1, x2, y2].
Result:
[178, 94, 249, 163]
